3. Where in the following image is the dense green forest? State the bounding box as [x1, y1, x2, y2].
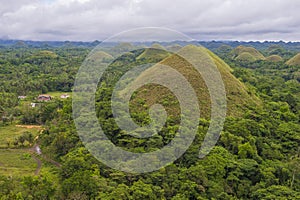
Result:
[0, 41, 299, 199]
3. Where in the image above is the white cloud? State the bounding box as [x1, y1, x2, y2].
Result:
[0, 0, 299, 41]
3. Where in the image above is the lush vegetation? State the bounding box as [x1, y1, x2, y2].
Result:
[0, 41, 299, 199]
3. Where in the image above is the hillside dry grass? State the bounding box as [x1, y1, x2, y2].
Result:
[136, 48, 171, 61]
[266, 55, 283, 62]
[286, 53, 300, 66]
[128, 45, 261, 119]
[166, 44, 182, 52]
[151, 43, 166, 50]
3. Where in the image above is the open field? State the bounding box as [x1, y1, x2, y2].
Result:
[0, 149, 37, 176]
[0, 124, 41, 148]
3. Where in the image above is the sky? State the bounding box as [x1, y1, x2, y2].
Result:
[0, 0, 299, 41]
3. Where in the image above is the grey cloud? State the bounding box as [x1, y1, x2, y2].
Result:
[0, 0, 299, 41]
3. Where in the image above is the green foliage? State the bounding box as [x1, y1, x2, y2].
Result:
[252, 185, 300, 199]
[0, 43, 299, 199]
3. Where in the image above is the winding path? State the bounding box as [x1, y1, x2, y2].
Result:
[31, 155, 42, 175]
[28, 144, 61, 175]
[5, 125, 60, 175]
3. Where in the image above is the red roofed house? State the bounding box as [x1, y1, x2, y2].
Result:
[37, 94, 52, 101]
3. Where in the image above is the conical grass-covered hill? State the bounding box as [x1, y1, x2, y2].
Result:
[87, 51, 114, 62]
[266, 55, 283, 62]
[150, 43, 166, 50]
[115, 45, 262, 119]
[136, 48, 171, 61]
[34, 50, 58, 59]
[235, 52, 258, 62]
[265, 45, 285, 56]
[166, 44, 182, 52]
[286, 53, 300, 66]
[231, 45, 265, 62]
[25, 50, 58, 62]
[215, 44, 233, 54]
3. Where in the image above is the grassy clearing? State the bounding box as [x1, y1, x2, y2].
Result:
[0, 124, 41, 148]
[0, 148, 60, 178]
[0, 149, 37, 176]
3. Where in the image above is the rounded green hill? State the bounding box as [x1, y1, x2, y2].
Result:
[232, 45, 265, 62]
[35, 50, 58, 58]
[151, 43, 166, 50]
[286, 53, 300, 66]
[87, 51, 114, 62]
[166, 44, 182, 52]
[236, 52, 257, 62]
[266, 55, 283, 62]
[216, 44, 233, 53]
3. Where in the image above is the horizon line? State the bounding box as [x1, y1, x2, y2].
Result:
[1, 39, 300, 43]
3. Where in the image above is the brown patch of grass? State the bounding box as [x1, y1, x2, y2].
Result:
[15, 125, 42, 129]
[286, 53, 300, 66]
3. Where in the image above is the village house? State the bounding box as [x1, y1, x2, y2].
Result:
[60, 94, 70, 99]
[37, 94, 52, 101]
[18, 96, 26, 99]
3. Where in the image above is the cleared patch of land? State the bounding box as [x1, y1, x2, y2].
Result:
[0, 149, 37, 176]
[15, 125, 42, 129]
[0, 124, 41, 148]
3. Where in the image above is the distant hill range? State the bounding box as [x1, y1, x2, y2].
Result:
[1, 39, 300, 52]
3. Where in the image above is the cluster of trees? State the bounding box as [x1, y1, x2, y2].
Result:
[0, 47, 88, 127]
[0, 47, 86, 94]
[0, 175, 56, 199]
[37, 106, 300, 199]
[6, 131, 34, 148]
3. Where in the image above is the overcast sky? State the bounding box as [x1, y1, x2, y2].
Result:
[0, 0, 299, 41]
